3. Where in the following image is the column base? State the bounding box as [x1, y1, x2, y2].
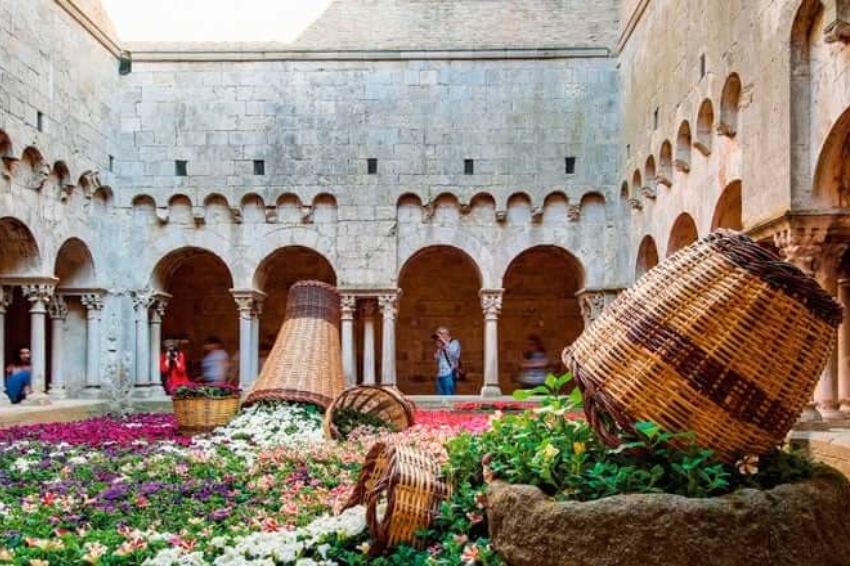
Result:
[480, 384, 502, 398]
[48, 388, 69, 400]
[80, 386, 103, 399]
[146, 385, 170, 400]
[820, 407, 845, 421]
[132, 385, 153, 399]
[21, 391, 52, 406]
[840, 400, 850, 414]
[797, 402, 823, 423]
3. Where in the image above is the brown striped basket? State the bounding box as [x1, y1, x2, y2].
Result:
[243, 280, 345, 408]
[172, 396, 240, 434]
[344, 441, 449, 554]
[563, 231, 842, 464]
[323, 386, 417, 440]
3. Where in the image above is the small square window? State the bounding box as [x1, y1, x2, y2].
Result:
[653, 107, 659, 131]
[175, 160, 187, 177]
[36, 111, 44, 132]
[699, 54, 706, 78]
[626, 144, 631, 159]
[108, 155, 114, 172]
[565, 157, 576, 175]
[367, 158, 378, 175]
[253, 160, 265, 175]
[464, 159, 474, 175]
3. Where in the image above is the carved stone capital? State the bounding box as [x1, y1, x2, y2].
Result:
[23, 283, 55, 306]
[0, 286, 13, 312]
[567, 204, 581, 222]
[773, 229, 827, 277]
[378, 293, 399, 320]
[578, 291, 606, 325]
[152, 292, 171, 318]
[230, 289, 265, 318]
[47, 295, 69, 320]
[81, 293, 104, 312]
[131, 289, 153, 315]
[340, 294, 357, 320]
[480, 289, 504, 320]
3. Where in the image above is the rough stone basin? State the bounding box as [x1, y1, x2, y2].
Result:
[487, 466, 850, 566]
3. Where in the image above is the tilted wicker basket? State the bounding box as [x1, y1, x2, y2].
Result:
[244, 280, 344, 408]
[323, 386, 416, 440]
[563, 231, 842, 463]
[172, 396, 241, 434]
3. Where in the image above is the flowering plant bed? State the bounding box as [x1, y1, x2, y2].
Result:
[172, 383, 241, 399]
[452, 401, 539, 413]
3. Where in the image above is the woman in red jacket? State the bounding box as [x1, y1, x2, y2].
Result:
[160, 339, 191, 394]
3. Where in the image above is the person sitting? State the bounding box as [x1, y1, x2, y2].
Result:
[5, 346, 32, 404]
[160, 339, 191, 395]
[518, 335, 550, 387]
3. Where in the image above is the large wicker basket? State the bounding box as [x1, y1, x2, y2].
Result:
[563, 231, 842, 463]
[244, 280, 344, 408]
[173, 396, 241, 434]
[323, 386, 416, 440]
[344, 442, 448, 554]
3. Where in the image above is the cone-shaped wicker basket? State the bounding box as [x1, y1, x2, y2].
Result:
[563, 231, 843, 464]
[323, 386, 417, 440]
[243, 280, 344, 408]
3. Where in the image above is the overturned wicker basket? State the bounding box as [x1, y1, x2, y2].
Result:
[563, 231, 842, 464]
[244, 280, 344, 408]
[323, 386, 416, 439]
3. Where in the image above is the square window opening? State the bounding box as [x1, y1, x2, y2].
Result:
[464, 159, 474, 175]
[175, 160, 188, 177]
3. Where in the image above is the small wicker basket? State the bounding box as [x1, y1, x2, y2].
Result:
[563, 231, 842, 463]
[323, 386, 416, 439]
[172, 396, 240, 434]
[344, 442, 448, 554]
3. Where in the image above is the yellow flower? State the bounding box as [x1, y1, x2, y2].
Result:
[541, 443, 560, 460]
[29, 560, 49, 566]
[0, 548, 14, 562]
[572, 441, 586, 455]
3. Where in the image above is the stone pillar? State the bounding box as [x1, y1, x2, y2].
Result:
[480, 289, 504, 397]
[0, 286, 12, 405]
[232, 291, 255, 390]
[378, 292, 399, 387]
[251, 299, 263, 380]
[774, 230, 826, 421]
[149, 295, 170, 397]
[361, 300, 377, 385]
[340, 294, 357, 388]
[81, 293, 104, 397]
[132, 290, 152, 396]
[47, 295, 69, 399]
[839, 279, 850, 414]
[23, 283, 54, 404]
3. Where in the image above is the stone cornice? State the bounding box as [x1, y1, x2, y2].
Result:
[616, 0, 651, 55]
[0, 276, 59, 287]
[55, 287, 108, 297]
[746, 210, 850, 243]
[54, 0, 122, 57]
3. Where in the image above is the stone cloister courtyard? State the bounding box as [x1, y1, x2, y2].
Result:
[5, 0, 850, 563]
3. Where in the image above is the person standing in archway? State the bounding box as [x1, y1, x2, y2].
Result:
[160, 339, 190, 394]
[433, 326, 461, 395]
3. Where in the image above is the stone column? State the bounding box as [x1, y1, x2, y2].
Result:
[80, 293, 104, 397]
[774, 230, 826, 421]
[251, 299, 264, 380]
[149, 295, 170, 397]
[0, 286, 13, 405]
[839, 279, 850, 414]
[378, 292, 399, 387]
[480, 289, 504, 397]
[340, 294, 357, 388]
[47, 295, 69, 399]
[361, 300, 377, 385]
[232, 291, 256, 390]
[132, 289, 152, 396]
[23, 283, 54, 404]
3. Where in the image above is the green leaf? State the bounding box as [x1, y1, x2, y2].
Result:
[634, 421, 661, 441]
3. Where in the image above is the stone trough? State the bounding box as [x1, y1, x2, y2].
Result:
[487, 466, 850, 566]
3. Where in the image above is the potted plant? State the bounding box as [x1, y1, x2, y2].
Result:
[172, 383, 241, 434]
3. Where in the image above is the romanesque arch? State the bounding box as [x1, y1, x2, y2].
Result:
[711, 181, 743, 230]
[636, 235, 660, 279]
[813, 106, 850, 207]
[719, 73, 742, 137]
[151, 247, 236, 374]
[253, 246, 337, 358]
[396, 245, 483, 395]
[500, 246, 584, 393]
[695, 99, 714, 155]
[54, 238, 96, 289]
[790, 0, 822, 203]
[675, 121, 692, 173]
[667, 213, 699, 257]
[0, 217, 41, 276]
[658, 140, 673, 186]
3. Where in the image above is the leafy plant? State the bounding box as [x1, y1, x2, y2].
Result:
[172, 383, 241, 399]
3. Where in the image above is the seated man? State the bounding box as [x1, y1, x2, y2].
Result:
[5, 346, 32, 404]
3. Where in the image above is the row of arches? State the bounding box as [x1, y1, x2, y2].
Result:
[622, 72, 743, 200]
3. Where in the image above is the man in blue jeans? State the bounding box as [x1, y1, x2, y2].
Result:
[433, 327, 461, 395]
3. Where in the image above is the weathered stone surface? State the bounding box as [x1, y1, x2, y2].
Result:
[487, 468, 850, 566]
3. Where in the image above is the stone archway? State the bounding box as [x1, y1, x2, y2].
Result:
[636, 235, 660, 279]
[667, 213, 699, 257]
[397, 246, 483, 395]
[711, 181, 743, 230]
[501, 246, 584, 393]
[0, 217, 41, 378]
[152, 248, 236, 376]
[253, 246, 337, 362]
[813, 105, 850, 208]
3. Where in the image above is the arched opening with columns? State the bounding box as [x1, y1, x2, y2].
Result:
[253, 246, 337, 379]
[152, 248, 236, 377]
[636, 235, 660, 279]
[396, 246, 483, 395]
[711, 181, 743, 230]
[501, 246, 584, 393]
[667, 213, 699, 257]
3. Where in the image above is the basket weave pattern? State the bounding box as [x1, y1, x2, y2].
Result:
[564, 232, 842, 463]
[323, 386, 416, 439]
[244, 281, 344, 408]
[344, 442, 448, 553]
[172, 396, 240, 434]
